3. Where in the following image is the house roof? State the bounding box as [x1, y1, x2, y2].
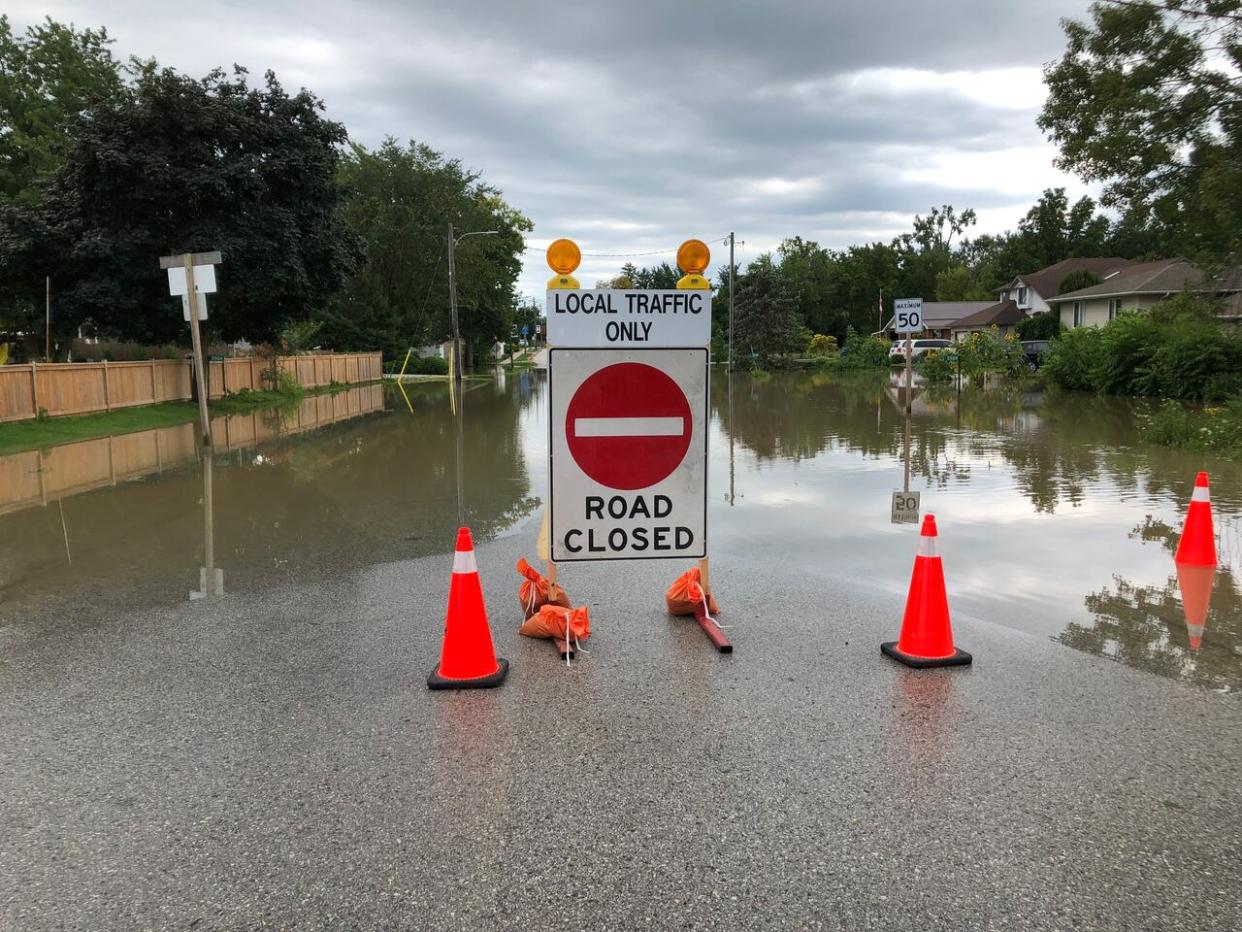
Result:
[920, 301, 993, 327]
[1000, 257, 1134, 299]
[1046, 258, 1210, 303]
[950, 299, 1024, 330]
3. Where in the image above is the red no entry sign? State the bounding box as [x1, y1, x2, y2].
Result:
[566, 362, 692, 490]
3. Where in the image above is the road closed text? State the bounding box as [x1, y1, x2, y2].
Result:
[561, 494, 696, 555]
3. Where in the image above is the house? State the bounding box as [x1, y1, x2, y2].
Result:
[890, 302, 993, 339]
[949, 299, 1025, 341]
[1046, 258, 1242, 329]
[997, 257, 1133, 317]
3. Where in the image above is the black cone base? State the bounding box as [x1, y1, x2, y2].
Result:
[427, 657, 509, 690]
[881, 642, 972, 669]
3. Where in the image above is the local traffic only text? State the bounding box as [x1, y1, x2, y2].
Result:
[550, 290, 707, 344]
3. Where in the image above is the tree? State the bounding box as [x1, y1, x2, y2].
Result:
[0, 65, 361, 348]
[1014, 188, 1112, 267]
[893, 204, 977, 300]
[0, 16, 126, 206]
[732, 255, 799, 363]
[1058, 269, 1102, 294]
[631, 262, 679, 289]
[321, 138, 530, 361]
[935, 264, 990, 301]
[1040, 1, 1242, 262]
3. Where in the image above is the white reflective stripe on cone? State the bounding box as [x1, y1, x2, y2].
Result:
[452, 549, 478, 574]
[1191, 486, 1211, 502]
[917, 537, 937, 558]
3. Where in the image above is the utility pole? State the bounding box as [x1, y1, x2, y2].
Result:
[45, 276, 51, 361]
[446, 225, 499, 383]
[727, 232, 735, 371]
[447, 223, 461, 382]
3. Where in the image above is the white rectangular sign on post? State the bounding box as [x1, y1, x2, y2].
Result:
[167, 264, 217, 296]
[181, 294, 207, 321]
[550, 347, 708, 562]
[894, 298, 923, 333]
[546, 289, 711, 348]
[891, 490, 920, 524]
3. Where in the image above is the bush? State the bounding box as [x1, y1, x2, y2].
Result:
[279, 320, 323, 355]
[838, 327, 890, 369]
[807, 333, 838, 357]
[1016, 312, 1061, 340]
[1042, 326, 1104, 391]
[72, 340, 185, 361]
[916, 348, 957, 381]
[1141, 397, 1242, 458]
[1043, 293, 1242, 400]
[404, 355, 449, 375]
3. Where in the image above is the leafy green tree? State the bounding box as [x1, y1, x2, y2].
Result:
[935, 264, 990, 300]
[893, 205, 977, 300]
[631, 262, 679, 289]
[1016, 312, 1062, 340]
[1040, 1, 1242, 262]
[0, 65, 360, 348]
[776, 236, 837, 335]
[323, 138, 530, 362]
[0, 16, 125, 206]
[1057, 269, 1102, 294]
[732, 255, 799, 364]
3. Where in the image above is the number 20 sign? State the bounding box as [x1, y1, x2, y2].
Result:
[894, 298, 923, 334]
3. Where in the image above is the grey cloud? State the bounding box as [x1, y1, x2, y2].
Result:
[15, 0, 1098, 297]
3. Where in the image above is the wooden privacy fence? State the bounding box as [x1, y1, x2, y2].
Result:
[0, 352, 382, 423]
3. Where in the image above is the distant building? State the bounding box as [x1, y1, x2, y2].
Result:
[997, 257, 1133, 317]
[949, 299, 1025, 341]
[1046, 258, 1242, 329]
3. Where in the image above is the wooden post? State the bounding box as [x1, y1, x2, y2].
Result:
[150, 358, 158, 403]
[30, 361, 39, 418]
[697, 557, 712, 598]
[102, 360, 111, 412]
[183, 254, 213, 447]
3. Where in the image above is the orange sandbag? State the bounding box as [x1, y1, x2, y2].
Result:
[519, 604, 591, 642]
[666, 567, 720, 616]
[517, 558, 571, 618]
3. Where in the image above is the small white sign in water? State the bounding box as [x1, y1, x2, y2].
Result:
[891, 491, 920, 524]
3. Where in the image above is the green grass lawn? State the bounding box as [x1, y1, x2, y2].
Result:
[0, 380, 378, 456]
[0, 403, 199, 456]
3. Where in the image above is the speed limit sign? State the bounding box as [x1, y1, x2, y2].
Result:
[894, 298, 924, 333]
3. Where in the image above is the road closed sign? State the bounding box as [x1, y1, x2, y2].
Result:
[550, 348, 707, 562]
[547, 290, 711, 348]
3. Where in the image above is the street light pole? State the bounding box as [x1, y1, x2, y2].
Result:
[446, 225, 499, 382]
[727, 232, 735, 371]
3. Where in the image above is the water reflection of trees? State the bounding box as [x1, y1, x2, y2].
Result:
[1060, 569, 1240, 692]
[1058, 516, 1241, 692]
[713, 372, 1242, 515]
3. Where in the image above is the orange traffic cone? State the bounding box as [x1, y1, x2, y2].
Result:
[428, 527, 509, 690]
[1174, 472, 1217, 567]
[1176, 563, 1215, 652]
[881, 514, 972, 668]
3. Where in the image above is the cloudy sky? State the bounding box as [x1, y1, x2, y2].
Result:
[12, 0, 1098, 298]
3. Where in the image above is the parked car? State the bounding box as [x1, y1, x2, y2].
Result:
[1021, 339, 1051, 370]
[889, 338, 953, 362]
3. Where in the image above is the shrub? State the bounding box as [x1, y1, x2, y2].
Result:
[1042, 326, 1104, 391]
[838, 327, 890, 369]
[1016, 312, 1061, 340]
[807, 333, 838, 357]
[405, 355, 449, 375]
[1141, 397, 1242, 457]
[916, 348, 957, 381]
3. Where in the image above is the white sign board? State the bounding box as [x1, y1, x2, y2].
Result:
[894, 298, 923, 334]
[891, 490, 920, 524]
[547, 290, 711, 348]
[167, 264, 217, 296]
[550, 347, 708, 562]
[181, 294, 207, 321]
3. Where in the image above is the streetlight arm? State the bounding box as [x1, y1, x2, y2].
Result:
[454, 230, 499, 246]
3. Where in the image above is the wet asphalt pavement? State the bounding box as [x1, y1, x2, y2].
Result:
[2, 525, 1240, 931]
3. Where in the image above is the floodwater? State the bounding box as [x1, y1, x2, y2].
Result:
[0, 372, 1238, 692]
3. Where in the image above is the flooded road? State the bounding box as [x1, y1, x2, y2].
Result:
[0, 371, 1238, 692]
